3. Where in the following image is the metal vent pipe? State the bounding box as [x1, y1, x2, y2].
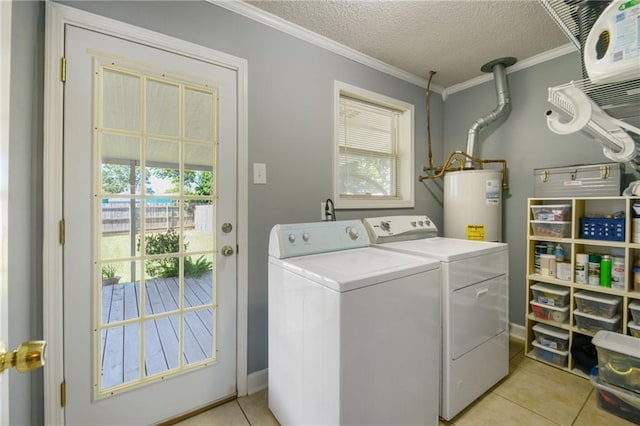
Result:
[465, 57, 517, 168]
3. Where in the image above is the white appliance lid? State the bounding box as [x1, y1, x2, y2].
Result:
[270, 247, 440, 292]
[377, 237, 507, 262]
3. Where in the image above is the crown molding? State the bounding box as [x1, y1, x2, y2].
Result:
[442, 43, 577, 99]
[212, 2, 577, 98]
[210, 0, 446, 94]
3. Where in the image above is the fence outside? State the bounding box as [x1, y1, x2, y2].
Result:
[101, 202, 213, 234]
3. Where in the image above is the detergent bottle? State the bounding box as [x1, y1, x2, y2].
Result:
[584, 0, 640, 84]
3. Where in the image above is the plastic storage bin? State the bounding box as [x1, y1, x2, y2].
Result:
[574, 290, 622, 318]
[574, 310, 621, 333]
[531, 204, 572, 221]
[630, 300, 640, 323]
[580, 217, 625, 242]
[530, 301, 569, 323]
[531, 340, 568, 367]
[591, 372, 640, 424]
[532, 323, 570, 351]
[531, 220, 571, 238]
[592, 331, 640, 394]
[531, 283, 570, 307]
[628, 321, 640, 338]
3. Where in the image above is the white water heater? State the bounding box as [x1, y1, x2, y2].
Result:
[444, 169, 502, 242]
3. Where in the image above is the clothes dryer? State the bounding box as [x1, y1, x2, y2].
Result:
[268, 220, 441, 425]
[363, 215, 509, 421]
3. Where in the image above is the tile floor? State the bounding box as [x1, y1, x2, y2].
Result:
[177, 339, 636, 425]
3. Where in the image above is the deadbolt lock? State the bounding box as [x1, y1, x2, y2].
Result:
[222, 223, 233, 233]
[0, 340, 47, 374]
[221, 245, 235, 257]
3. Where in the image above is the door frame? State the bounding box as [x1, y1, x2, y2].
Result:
[43, 3, 249, 424]
[0, 1, 11, 423]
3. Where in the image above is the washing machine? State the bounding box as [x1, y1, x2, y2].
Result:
[363, 215, 509, 421]
[268, 220, 441, 425]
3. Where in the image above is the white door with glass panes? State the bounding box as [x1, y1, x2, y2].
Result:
[63, 25, 237, 424]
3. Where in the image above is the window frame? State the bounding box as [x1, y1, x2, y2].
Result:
[333, 81, 415, 209]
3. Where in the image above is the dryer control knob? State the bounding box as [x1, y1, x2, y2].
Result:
[288, 233, 296, 243]
[347, 227, 359, 240]
[302, 232, 310, 242]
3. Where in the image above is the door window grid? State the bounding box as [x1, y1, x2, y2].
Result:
[95, 65, 218, 396]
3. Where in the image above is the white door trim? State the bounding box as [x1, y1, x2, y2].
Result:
[0, 1, 11, 422]
[43, 3, 249, 424]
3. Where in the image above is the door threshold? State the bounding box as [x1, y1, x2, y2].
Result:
[156, 393, 238, 426]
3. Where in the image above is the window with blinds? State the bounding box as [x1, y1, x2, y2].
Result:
[334, 82, 414, 209]
[338, 96, 399, 198]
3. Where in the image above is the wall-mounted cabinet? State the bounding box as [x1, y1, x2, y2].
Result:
[525, 197, 640, 377]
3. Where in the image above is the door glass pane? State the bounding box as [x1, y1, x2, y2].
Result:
[143, 200, 180, 235]
[144, 264, 180, 316]
[184, 255, 214, 307]
[184, 200, 214, 252]
[146, 138, 180, 196]
[101, 134, 140, 195]
[184, 142, 214, 196]
[102, 69, 140, 131]
[101, 260, 141, 325]
[185, 88, 214, 141]
[100, 199, 142, 253]
[144, 316, 180, 377]
[146, 79, 179, 137]
[183, 309, 214, 366]
[101, 323, 140, 389]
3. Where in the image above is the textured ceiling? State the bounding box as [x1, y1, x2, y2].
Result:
[245, 0, 570, 88]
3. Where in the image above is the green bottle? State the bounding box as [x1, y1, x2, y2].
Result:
[600, 255, 612, 287]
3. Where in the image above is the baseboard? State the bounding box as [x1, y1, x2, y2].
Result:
[247, 368, 268, 395]
[509, 322, 525, 342]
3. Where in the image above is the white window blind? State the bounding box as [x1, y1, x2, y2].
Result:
[337, 95, 400, 198]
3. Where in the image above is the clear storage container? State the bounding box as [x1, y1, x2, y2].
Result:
[530, 204, 572, 221]
[591, 372, 640, 424]
[531, 340, 568, 367]
[630, 300, 640, 323]
[531, 220, 571, 238]
[531, 283, 570, 307]
[574, 290, 622, 318]
[532, 323, 569, 351]
[530, 301, 569, 323]
[573, 310, 621, 333]
[592, 331, 640, 394]
[628, 321, 640, 338]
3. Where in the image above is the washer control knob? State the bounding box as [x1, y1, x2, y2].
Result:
[380, 221, 390, 231]
[418, 221, 424, 226]
[288, 233, 296, 243]
[411, 221, 417, 227]
[302, 232, 310, 242]
[347, 227, 359, 240]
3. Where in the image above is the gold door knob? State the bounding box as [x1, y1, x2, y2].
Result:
[221, 245, 235, 257]
[0, 340, 46, 374]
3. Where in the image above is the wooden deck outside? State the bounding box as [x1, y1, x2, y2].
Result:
[100, 272, 214, 389]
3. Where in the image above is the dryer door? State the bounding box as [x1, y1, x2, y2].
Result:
[451, 275, 507, 359]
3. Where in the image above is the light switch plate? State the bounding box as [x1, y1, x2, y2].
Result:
[253, 163, 267, 184]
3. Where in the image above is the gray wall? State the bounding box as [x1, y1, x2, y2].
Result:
[8, 2, 44, 425]
[442, 52, 639, 326]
